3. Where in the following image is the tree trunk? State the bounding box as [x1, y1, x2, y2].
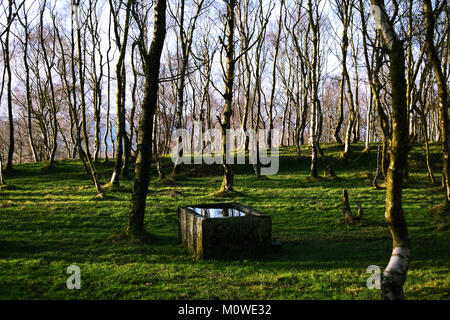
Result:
[109, 0, 133, 185]
[127, 0, 166, 237]
[219, 0, 237, 193]
[172, 0, 204, 176]
[104, 11, 113, 162]
[40, 1, 58, 166]
[4, 1, 14, 169]
[0, 155, 5, 185]
[172, 0, 187, 176]
[307, 0, 319, 178]
[342, 1, 356, 156]
[75, 0, 104, 197]
[371, 0, 411, 300]
[18, 10, 38, 163]
[422, 112, 435, 184]
[333, 0, 352, 145]
[267, 1, 283, 149]
[154, 108, 165, 179]
[423, 0, 450, 204]
[365, 90, 373, 151]
[351, 32, 361, 144]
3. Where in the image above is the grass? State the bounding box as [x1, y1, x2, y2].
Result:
[0, 142, 449, 300]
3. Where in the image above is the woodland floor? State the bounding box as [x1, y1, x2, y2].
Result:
[0, 143, 449, 299]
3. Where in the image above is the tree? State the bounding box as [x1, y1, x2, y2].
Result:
[359, 0, 390, 177]
[0, 153, 4, 185]
[423, 0, 450, 206]
[217, 0, 237, 193]
[1, 0, 15, 170]
[307, 0, 321, 178]
[127, 0, 167, 238]
[104, 10, 113, 162]
[86, 0, 105, 162]
[413, 66, 435, 183]
[39, 0, 58, 166]
[266, 0, 284, 149]
[249, 1, 270, 178]
[53, 5, 87, 168]
[236, 0, 256, 152]
[284, 0, 310, 159]
[371, 0, 411, 300]
[333, 0, 354, 146]
[108, 0, 133, 185]
[171, 0, 205, 176]
[74, 0, 104, 197]
[16, 3, 38, 163]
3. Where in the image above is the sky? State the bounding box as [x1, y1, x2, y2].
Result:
[0, 0, 375, 122]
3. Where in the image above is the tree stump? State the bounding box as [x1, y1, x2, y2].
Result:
[342, 189, 362, 224]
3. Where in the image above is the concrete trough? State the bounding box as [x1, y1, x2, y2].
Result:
[178, 203, 272, 259]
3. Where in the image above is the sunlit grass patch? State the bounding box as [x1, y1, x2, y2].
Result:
[0, 143, 448, 299]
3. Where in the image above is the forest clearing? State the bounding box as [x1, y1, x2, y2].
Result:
[0, 144, 449, 299]
[1, 0, 449, 302]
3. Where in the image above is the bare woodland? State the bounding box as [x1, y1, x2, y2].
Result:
[0, 0, 449, 300]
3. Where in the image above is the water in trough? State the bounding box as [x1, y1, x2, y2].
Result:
[187, 207, 247, 218]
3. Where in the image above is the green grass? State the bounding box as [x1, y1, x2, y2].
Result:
[0, 143, 449, 300]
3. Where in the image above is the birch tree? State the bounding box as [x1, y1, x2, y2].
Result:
[171, 0, 205, 176]
[1, 0, 16, 169]
[108, 0, 133, 185]
[307, 0, 321, 178]
[267, 0, 284, 149]
[423, 0, 450, 206]
[218, 0, 237, 193]
[16, 3, 38, 163]
[371, 0, 411, 300]
[127, 0, 167, 238]
[74, 0, 104, 197]
[39, 0, 59, 166]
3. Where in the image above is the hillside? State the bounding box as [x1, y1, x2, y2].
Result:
[0, 143, 448, 299]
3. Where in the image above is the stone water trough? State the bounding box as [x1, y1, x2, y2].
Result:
[178, 203, 273, 259]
